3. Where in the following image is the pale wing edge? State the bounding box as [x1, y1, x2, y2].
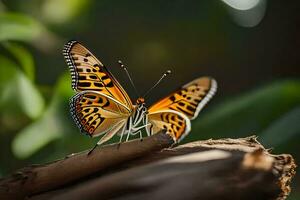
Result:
[63, 40, 105, 91]
[190, 78, 217, 120]
[70, 92, 88, 136]
[63, 40, 81, 91]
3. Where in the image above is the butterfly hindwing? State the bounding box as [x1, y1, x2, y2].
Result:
[146, 110, 191, 142]
[148, 77, 217, 120]
[63, 40, 133, 110]
[70, 91, 129, 137]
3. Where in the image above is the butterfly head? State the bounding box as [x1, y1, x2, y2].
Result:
[136, 97, 145, 105]
[136, 97, 148, 115]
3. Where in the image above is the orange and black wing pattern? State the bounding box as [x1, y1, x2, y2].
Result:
[63, 40, 133, 110]
[146, 110, 191, 142]
[147, 77, 217, 142]
[148, 77, 217, 120]
[70, 91, 129, 137]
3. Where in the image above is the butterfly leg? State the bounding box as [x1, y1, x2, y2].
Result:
[137, 130, 143, 141]
[124, 117, 133, 142]
[125, 130, 131, 142]
[88, 144, 98, 155]
[88, 121, 125, 155]
[139, 130, 143, 141]
[130, 123, 152, 142]
[132, 123, 151, 132]
[117, 124, 127, 149]
[125, 130, 142, 142]
[119, 123, 127, 143]
[143, 116, 154, 137]
[88, 130, 119, 155]
[143, 116, 150, 136]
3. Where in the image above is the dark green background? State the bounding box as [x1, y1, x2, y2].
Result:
[0, 0, 299, 198]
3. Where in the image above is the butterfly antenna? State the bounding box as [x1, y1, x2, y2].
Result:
[143, 70, 171, 98]
[118, 60, 139, 97]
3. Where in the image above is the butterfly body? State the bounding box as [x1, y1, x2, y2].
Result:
[121, 101, 149, 138]
[64, 40, 217, 147]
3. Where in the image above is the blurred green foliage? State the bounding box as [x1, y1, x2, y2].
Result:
[0, 55, 44, 120]
[0, 12, 43, 42]
[0, 1, 299, 199]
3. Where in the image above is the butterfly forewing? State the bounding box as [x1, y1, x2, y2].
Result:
[63, 40, 133, 110]
[70, 91, 129, 137]
[147, 77, 217, 142]
[148, 77, 217, 120]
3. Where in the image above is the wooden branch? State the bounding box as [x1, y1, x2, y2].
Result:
[0, 134, 296, 200]
[0, 131, 174, 200]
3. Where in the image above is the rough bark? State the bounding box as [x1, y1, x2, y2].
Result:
[0, 133, 296, 200]
[0, 132, 173, 199]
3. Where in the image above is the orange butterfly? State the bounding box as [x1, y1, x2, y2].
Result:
[63, 40, 217, 152]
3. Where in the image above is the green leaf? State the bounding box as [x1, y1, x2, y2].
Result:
[2, 42, 35, 81]
[17, 71, 45, 119]
[259, 107, 300, 157]
[0, 55, 44, 119]
[42, 0, 91, 24]
[0, 12, 43, 42]
[260, 107, 300, 147]
[12, 95, 64, 159]
[184, 80, 300, 142]
[12, 72, 75, 159]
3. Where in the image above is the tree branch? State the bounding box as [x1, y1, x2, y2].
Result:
[0, 134, 296, 200]
[0, 132, 174, 200]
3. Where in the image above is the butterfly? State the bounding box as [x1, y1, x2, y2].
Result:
[63, 40, 217, 152]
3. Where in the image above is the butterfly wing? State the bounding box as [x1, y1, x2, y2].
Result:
[146, 110, 191, 142]
[70, 91, 129, 137]
[148, 77, 217, 120]
[63, 40, 133, 110]
[147, 77, 217, 141]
